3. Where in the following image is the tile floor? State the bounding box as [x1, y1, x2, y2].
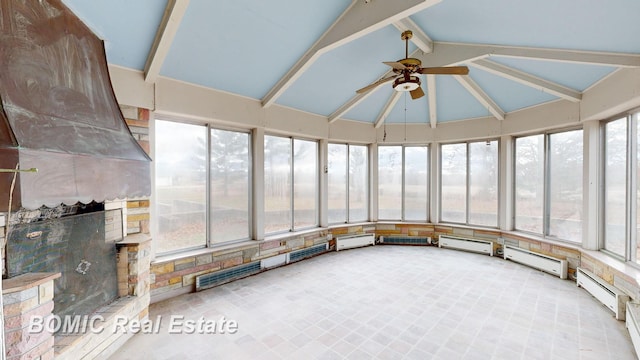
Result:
[109, 245, 637, 359]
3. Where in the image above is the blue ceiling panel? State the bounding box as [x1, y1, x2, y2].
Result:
[487, 57, 616, 91]
[161, 0, 350, 99]
[469, 68, 558, 113]
[386, 91, 429, 124]
[277, 25, 416, 116]
[411, 0, 640, 53]
[436, 76, 488, 122]
[344, 86, 395, 123]
[62, 0, 166, 69]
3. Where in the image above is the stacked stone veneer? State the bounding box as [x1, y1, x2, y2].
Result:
[150, 230, 329, 303]
[3, 273, 58, 360]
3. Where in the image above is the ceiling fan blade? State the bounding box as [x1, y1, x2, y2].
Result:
[418, 66, 469, 75]
[410, 86, 425, 100]
[355, 76, 397, 94]
[383, 61, 406, 70]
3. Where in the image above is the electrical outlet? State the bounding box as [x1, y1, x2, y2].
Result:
[497, 237, 504, 245]
[327, 233, 333, 240]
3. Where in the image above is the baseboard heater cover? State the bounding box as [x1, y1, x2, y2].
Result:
[335, 233, 375, 251]
[260, 254, 288, 269]
[626, 302, 640, 356]
[379, 236, 431, 245]
[195, 261, 261, 291]
[438, 235, 493, 256]
[503, 245, 567, 279]
[289, 243, 329, 262]
[578, 267, 629, 320]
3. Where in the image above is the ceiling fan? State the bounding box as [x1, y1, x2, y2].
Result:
[355, 30, 469, 100]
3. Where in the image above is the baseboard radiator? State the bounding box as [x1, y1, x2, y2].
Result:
[379, 236, 431, 245]
[626, 302, 640, 356]
[289, 243, 329, 262]
[336, 233, 375, 251]
[438, 235, 493, 256]
[578, 267, 629, 320]
[503, 245, 567, 279]
[196, 261, 261, 291]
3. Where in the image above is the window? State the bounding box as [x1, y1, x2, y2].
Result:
[264, 135, 318, 234]
[328, 144, 368, 223]
[548, 130, 583, 242]
[378, 145, 429, 221]
[155, 120, 207, 254]
[155, 120, 251, 255]
[514, 129, 583, 243]
[441, 140, 498, 227]
[210, 128, 251, 244]
[604, 118, 628, 257]
[514, 134, 545, 233]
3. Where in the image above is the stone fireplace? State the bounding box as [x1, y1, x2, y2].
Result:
[0, 0, 152, 358]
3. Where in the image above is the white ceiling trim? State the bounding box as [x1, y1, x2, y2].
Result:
[471, 59, 582, 103]
[392, 17, 433, 53]
[427, 75, 437, 128]
[261, 0, 442, 108]
[425, 42, 640, 68]
[144, 0, 190, 83]
[328, 92, 370, 124]
[375, 91, 402, 128]
[454, 74, 505, 120]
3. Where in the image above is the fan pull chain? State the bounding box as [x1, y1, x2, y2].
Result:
[404, 92, 407, 142]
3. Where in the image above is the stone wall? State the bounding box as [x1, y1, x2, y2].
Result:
[2, 273, 58, 360]
[150, 230, 329, 303]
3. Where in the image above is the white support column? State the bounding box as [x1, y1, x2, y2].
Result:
[583, 120, 600, 250]
[429, 141, 439, 223]
[370, 143, 379, 222]
[319, 139, 329, 228]
[499, 135, 514, 230]
[252, 128, 265, 241]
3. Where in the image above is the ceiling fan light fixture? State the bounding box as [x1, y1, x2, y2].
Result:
[393, 76, 421, 92]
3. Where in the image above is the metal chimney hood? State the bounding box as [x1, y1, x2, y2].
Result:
[0, 0, 151, 211]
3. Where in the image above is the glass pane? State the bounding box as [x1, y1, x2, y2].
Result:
[404, 146, 428, 221]
[604, 119, 627, 257]
[349, 145, 368, 222]
[637, 114, 640, 264]
[378, 146, 402, 220]
[548, 130, 583, 242]
[328, 144, 347, 224]
[441, 143, 467, 223]
[515, 135, 544, 233]
[155, 120, 207, 254]
[293, 139, 318, 229]
[469, 141, 498, 227]
[210, 129, 250, 244]
[264, 135, 291, 233]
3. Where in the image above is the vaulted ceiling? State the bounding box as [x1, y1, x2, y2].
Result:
[61, 0, 640, 128]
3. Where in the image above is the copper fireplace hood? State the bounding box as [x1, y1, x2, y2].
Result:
[0, 0, 151, 211]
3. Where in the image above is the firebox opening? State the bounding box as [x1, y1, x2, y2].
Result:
[5, 202, 121, 322]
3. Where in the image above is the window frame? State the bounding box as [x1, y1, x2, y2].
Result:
[512, 127, 584, 243]
[264, 134, 320, 235]
[439, 139, 500, 228]
[327, 143, 370, 224]
[153, 119, 253, 256]
[599, 110, 640, 263]
[378, 144, 430, 222]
